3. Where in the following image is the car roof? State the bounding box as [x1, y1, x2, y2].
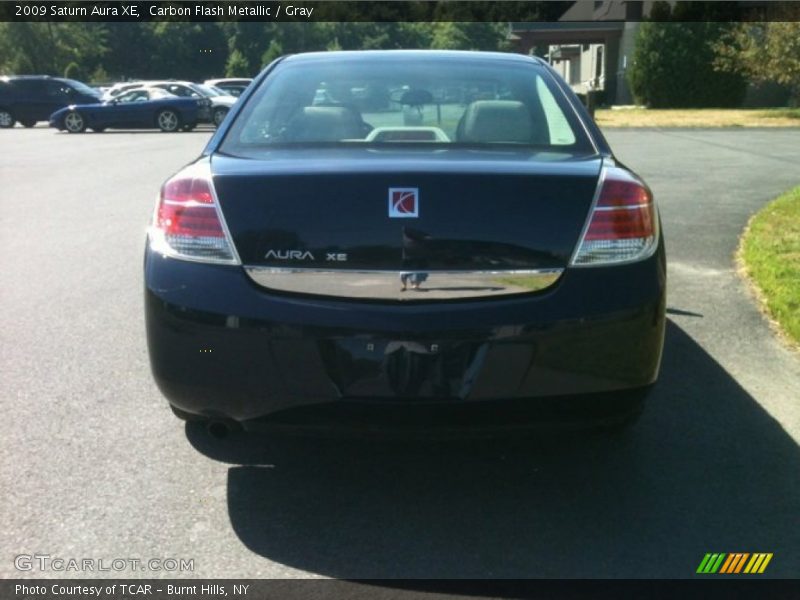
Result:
[118, 86, 172, 94]
[0, 75, 51, 81]
[0, 75, 79, 83]
[280, 50, 545, 67]
[206, 78, 252, 83]
[144, 80, 195, 86]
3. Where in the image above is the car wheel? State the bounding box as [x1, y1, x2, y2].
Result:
[64, 111, 86, 133]
[157, 109, 180, 132]
[20, 119, 36, 128]
[0, 109, 15, 128]
[212, 107, 228, 127]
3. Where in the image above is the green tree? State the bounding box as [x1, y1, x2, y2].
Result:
[628, 21, 746, 107]
[221, 23, 269, 76]
[0, 23, 107, 78]
[63, 61, 85, 81]
[90, 65, 109, 85]
[149, 23, 227, 80]
[225, 49, 251, 78]
[429, 22, 509, 51]
[714, 22, 800, 106]
[260, 40, 283, 68]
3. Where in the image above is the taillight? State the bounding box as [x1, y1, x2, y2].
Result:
[148, 164, 238, 264]
[571, 167, 658, 266]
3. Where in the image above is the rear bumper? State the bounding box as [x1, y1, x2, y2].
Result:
[145, 242, 666, 423]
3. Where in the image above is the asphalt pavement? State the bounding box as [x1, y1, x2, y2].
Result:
[1, 126, 799, 579]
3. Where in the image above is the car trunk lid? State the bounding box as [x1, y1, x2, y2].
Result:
[211, 148, 602, 300]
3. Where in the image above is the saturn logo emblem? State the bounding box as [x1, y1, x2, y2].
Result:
[388, 188, 419, 218]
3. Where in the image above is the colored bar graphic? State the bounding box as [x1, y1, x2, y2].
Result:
[697, 553, 727, 574]
[701, 552, 773, 574]
[710, 553, 726, 573]
[758, 553, 773, 573]
[744, 554, 760, 574]
[719, 554, 735, 574]
[696, 554, 713, 573]
[734, 553, 749, 573]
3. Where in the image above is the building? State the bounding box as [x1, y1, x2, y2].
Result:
[509, 1, 670, 105]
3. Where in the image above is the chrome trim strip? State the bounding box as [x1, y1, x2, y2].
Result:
[568, 163, 607, 266]
[208, 166, 243, 266]
[244, 267, 564, 301]
[593, 203, 650, 212]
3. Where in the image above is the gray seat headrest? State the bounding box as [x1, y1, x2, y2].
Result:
[457, 100, 533, 144]
[287, 106, 364, 142]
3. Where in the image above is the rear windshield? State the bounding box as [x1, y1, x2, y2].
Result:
[220, 56, 594, 155]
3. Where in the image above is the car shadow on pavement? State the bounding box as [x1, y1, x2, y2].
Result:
[186, 320, 800, 578]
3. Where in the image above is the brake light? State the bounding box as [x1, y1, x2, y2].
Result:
[571, 167, 658, 266]
[148, 164, 238, 264]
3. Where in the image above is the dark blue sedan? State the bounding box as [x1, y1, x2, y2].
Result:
[145, 51, 666, 437]
[49, 87, 201, 133]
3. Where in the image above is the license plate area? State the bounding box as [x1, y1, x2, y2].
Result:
[318, 338, 488, 400]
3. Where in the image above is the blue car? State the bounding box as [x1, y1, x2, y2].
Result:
[49, 87, 201, 133]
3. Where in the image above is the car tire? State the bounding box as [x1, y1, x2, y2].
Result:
[0, 109, 15, 128]
[63, 111, 86, 133]
[20, 119, 36, 128]
[212, 107, 228, 128]
[156, 109, 180, 133]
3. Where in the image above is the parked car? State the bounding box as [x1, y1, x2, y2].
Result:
[193, 83, 238, 126]
[145, 51, 666, 436]
[125, 81, 209, 123]
[204, 78, 252, 97]
[101, 81, 145, 101]
[49, 87, 200, 133]
[0, 75, 102, 128]
[140, 80, 235, 126]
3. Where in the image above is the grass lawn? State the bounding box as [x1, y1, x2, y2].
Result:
[739, 186, 800, 348]
[595, 107, 800, 128]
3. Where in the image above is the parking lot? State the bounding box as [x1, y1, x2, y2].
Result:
[2, 125, 799, 578]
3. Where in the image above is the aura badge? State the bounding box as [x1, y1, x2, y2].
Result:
[388, 188, 419, 218]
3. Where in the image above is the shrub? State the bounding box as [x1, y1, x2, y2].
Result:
[628, 22, 746, 108]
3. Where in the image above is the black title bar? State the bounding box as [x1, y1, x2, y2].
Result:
[5, 579, 800, 600]
[3, 1, 800, 23]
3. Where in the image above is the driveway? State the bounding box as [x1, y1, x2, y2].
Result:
[1, 127, 798, 578]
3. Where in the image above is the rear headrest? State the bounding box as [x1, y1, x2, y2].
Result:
[457, 100, 533, 144]
[286, 106, 364, 142]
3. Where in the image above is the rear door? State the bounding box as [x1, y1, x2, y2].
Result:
[12, 80, 49, 121]
[43, 81, 76, 119]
